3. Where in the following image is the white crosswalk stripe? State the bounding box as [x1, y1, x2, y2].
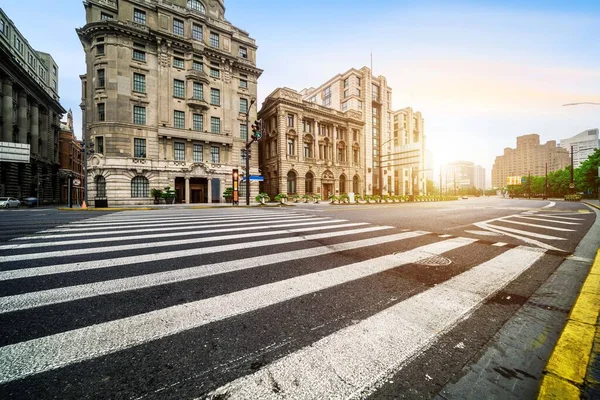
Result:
[0, 209, 557, 397]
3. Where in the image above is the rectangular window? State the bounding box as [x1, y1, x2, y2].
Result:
[241, 149, 247, 164]
[173, 57, 184, 69]
[174, 110, 185, 129]
[344, 78, 349, 88]
[192, 24, 203, 41]
[96, 136, 104, 154]
[344, 89, 349, 98]
[133, 8, 146, 25]
[240, 98, 248, 113]
[0, 20, 5, 36]
[192, 60, 203, 71]
[193, 144, 203, 162]
[287, 138, 295, 156]
[173, 19, 184, 36]
[96, 44, 105, 55]
[133, 73, 146, 93]
[287, 114, 294, 127]
[101, 12, 113, 20]
[210, 88, 220, 105]
[239, 79, 248, 89]
[323, 86, 331, 107]
[210, 146, 220, 163]
[98, 103, 105, 121]
[210, 117, 221, 134]
[239, 46, 248, 58]
[174, 142, 185, 160]
[173, 79, 185, 98]
[240, 123, 248, 140]
[193, 82, 203, 100]
[134, 138, 146, 158]
[133, 49, 146, 61]
[209, 32, 219, 48]
[97, 69, 105, 87]
[193, 113, 203, 131]
[210, 67, 220, 78]
[342, 101, 348, 111]
[133, 106, 146, 125]
[304, 143, 311, 158]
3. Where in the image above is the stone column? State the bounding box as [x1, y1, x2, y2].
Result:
[40, 109, 49, 160]
[30, 103, 39, 155]
[207, 177, 212, 203]
[2, 79, 13, 142]
[18, 93, 28, 144]
[314, 121, 319, 160]
[333, 125, 338, 164]
[185, 177, 190, 204]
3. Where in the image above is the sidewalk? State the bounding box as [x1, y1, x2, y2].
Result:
[538, 201, 600, 399]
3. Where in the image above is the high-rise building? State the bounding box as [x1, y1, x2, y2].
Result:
[560, 128, 599, 169]
[474, 164, 486, 190]
[392, 107, 426, 195]
[299, 67, 394, 195]
[443, 160, 475, 193]
[257, 87, 365, 199]
[77, 0, 262, 205]
[0, 8, 65, 202]
[491, 134, 570, 188]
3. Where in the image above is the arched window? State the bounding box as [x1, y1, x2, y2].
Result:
[187, 0, 206, 13]
[353, 175, 360, 193]
[305, 172, 314, 194]
[339, 174, 347, 194]
[95, 176, 106, 198]
[287, 171, 297, 194]
[131, 176, 149, 198]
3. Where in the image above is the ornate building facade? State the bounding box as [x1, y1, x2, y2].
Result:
[0, 8, 65, 202]
[77, 0, 262, 205]
[59, 110, 84, 204]
[258, 88, 365, 199]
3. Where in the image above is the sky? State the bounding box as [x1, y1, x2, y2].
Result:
[2, 0, 599, 179]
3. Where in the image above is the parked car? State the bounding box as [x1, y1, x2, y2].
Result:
[0, 197, 21, 208]
[23, 197, 39, 207]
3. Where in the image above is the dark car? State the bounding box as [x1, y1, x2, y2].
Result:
[23, 197, 39, 207]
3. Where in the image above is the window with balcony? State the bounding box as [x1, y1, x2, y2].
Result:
[131, 176, 149, 197]
[192, 23, 203, 41]
[210, 88, 220, 105]
[133, 8, 146, 25]
[97, 69, 105, 88]
[210, 117, 221, 134]
[134, 138, 146, 158]
[193, 113, 203, 131]
[174, 110, 185, 129]
[174, 142, 185, 160]
[240, 98, 248, 113]
[173, 79, 185, 98]
[173, 19, 184, 36]
[193, 144, 203, 162]
[97, 103, 105, 122]
[133, 106, 146, 125]
[239, 46, 248, 59]
[210, 145, 220, 163]
[193, 82, 203, 100]
[133, 73, 146, 93]
[209, 32, 219, 48]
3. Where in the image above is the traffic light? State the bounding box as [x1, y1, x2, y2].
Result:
[232, 169, 239, 180]
[251, 120, 263, 140]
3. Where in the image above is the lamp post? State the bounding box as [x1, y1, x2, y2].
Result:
[245, 97, 256, 205]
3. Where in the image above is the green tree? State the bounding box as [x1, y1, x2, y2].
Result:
[575, 148, 600, 197]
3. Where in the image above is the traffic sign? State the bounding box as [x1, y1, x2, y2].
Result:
[569, 183, 575, 189]
[73, 179, 81, 186]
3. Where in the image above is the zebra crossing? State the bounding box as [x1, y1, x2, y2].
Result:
[0, 209, 562, 399]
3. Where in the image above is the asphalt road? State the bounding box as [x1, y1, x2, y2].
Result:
[0, 197, 597, 399]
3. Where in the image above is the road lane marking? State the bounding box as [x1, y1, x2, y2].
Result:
[527, 214, 585, 221]
[0, 231, 431, 313]
[473, 223, 564, 252]
[0, 222, 368, 251]
[480, 223, 565, 240]
[513, 216, 581, 225]
[492, 242, 508, 247]
[0, 226, 398, 281]
[206, 246, 545, 400]
[497, 219, 576, 232]
[0, 237, 476, 384]
[542, 202, 556, 208]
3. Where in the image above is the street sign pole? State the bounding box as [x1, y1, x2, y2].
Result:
[232, 169, 239, 206]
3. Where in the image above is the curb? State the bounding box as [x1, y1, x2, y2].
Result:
[537, 248, 600, 399]
[583, 201, 600, 211]
[57, 207, 158, 212]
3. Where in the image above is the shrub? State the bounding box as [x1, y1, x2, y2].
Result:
[255, 192, 270, 203]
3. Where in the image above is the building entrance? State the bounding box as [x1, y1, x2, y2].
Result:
[322, 183, 333, 200]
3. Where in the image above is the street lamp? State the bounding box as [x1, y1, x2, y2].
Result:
[563, 102, 600, 106]
[245, 97, 257, 205]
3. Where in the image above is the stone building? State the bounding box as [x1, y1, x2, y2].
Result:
[0, 8, 65, 202]
[59, 109, 84, 204]
[257, 87, 365, 199]
[492, 134, 570, 188]
[391, 107, 426, 195]
[299, 67, 393, 195]
[77, 0, 262, 205]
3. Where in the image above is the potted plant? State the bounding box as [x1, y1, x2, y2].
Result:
[355, 194, 366, 204]
[275, 193, 288, 204]
[151, 188, 163, 204]
[302, 194, 311, 203]
[328, 194, 340, 204]
[340, 193, 350, 203]
[313, 194, 321, 203]
[162, 186, 176, 204]
[292, 194, 301, 203]
[372, 194, 381, 203]
[255, 192, 270, 205]
[223, 187, 234, 203]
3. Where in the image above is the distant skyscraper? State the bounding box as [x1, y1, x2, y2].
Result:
[474, 165, 486, 190]
[425, 149, 434, 183]
[560, 129, 599, 169]
[443, 161, 475, 193]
